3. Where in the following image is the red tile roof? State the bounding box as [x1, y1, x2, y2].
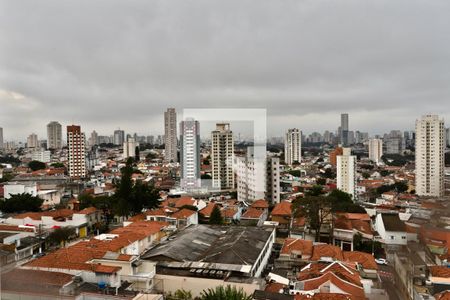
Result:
[77, 207, 98, 215]
[311, 244, 344, 261]
[301, 270, 365, 300]
[251, 199, 269, 209]
[271, 201, 292, 217]
[241, 208, 264, 219]
[430, 266, 450, 278]
[265, 282, 286, 293]
[280, 238, 313, 256]
[199, 203, 216, 218]
[171, 208, 196, 219]
[343, 251, 377, 270]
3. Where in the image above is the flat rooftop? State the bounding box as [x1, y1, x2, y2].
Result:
[142, 225, 273, 266]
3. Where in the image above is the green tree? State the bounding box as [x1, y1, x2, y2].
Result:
[47, 227, 76, 247]
[28, 160, 46, 171]
[209, 206, 224, 225]
[0, 193, 43, 213]
[114, 158, 134, 218]
[200, 285, 252, 300]
[50, 162, 65, 168]
[166, 289, 193, 300]
[328, 190, 366, 213]
[306, 185, 325, 196]
[179, 205, 198, 211]
[129, 181, 160, 214]
[78, 193, 95, 210]
[316, 178, 326, 185]
[292, 196, 332, 242]
[135, 146, 140, 162]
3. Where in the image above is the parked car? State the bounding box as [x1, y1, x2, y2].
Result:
[375, 258, 388, 265]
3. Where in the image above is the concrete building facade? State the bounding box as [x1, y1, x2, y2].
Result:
[211, 123, 234, 190]
[415, 115, 445, 197]
[164, 108, 178, 163]
[67, 125, 86, 178]
[180, 119, 201, 190]
[336, 147, 356, 199]
[284, 128, 301, 166]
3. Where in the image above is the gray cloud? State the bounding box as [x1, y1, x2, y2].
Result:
[1, 0, 449, 140]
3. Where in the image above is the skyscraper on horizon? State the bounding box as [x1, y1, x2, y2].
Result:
[180, 118, 201, 190]
[47, 121, 62, 149]
[164, 108, 178, 163]
[284, 128, 301, 166]
[113, 129, 125, 146]
[211, 123, 234, 190]
[340, 113, 349, 146]
[415, 115, 445, 197]
[67, 125, 86, 178]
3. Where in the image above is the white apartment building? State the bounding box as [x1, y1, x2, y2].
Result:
[284, 128, 301, 165]
[415, 115, 445, 197]
[67, 125, 86, 178]
[180, 119, 201, 190]
[368, 138, 383, 164]
[211, 123, 234, 190]
[123, 138, 138, 159]
[27, 133, 39, 149]
[31, 150, 51, 163]
[47, 121, 62, 149]
[164, 108, 178, 163]
[337, 147, 356, 199]
[235, 148, 280, 203]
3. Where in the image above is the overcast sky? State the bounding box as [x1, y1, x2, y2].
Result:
[1, 0, 449, 141]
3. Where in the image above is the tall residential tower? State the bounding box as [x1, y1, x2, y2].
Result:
[211, 123, 234, 190]
[47, 121, 62, 149]
[180, 119, 201, 190]
[284, 128, 301, 166]
[67, 125, 86, 178]
[164, 108, 178, 162]
[415, 115, 445, 197]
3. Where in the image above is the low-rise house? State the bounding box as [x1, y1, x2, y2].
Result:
[7, 207, 102, 238]
[275, 238, 313, 269]
[241, 208, 267, 226]
[24, 221, 168, 292]
[271, 201, 292, 230]
[375, 213, 407, 246]
[333, 213, 373, 251]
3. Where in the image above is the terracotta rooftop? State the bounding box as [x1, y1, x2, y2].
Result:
[343, 251, 377, 270]
[77, 206, 98, 215]
[280, 238, 313, 256]
[311, 244, 344, 261]
[242, 208, 264, 219]
[430, 266, 450, 278]
[251, 199, 269, 209]
[271, 201, 292, 217]
[199, 203, 216, 218]
[13, 209, 75, 221]
[170, 208, 196, 219]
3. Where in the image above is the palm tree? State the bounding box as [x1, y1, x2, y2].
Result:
[200, 285, 252, 300]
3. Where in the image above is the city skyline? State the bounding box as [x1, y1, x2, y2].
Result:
[2, 1, 450, 138]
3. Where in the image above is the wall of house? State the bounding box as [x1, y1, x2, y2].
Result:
[153, 274, 262, 298]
